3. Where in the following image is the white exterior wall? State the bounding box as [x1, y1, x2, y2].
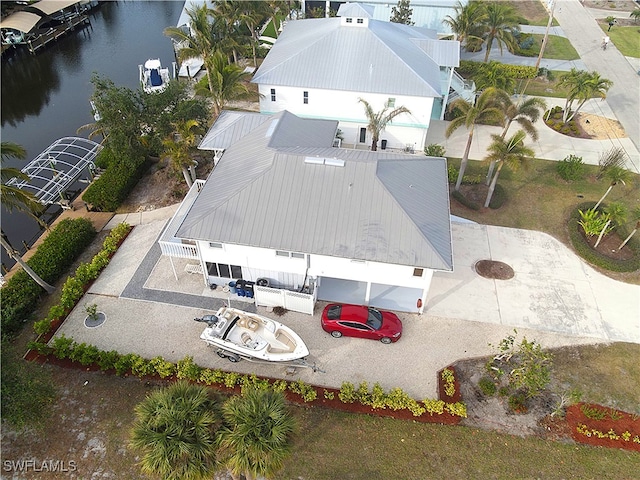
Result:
[196, 240, 434, 290]
[258, 85, 435, 150]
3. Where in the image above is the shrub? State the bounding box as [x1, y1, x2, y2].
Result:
[338, 382, 357, 403]
[82, 149, 149, 211]
[1, 218, 96, 338]
[97, 350, 120, 371]
[447, 164, 459, 183]
[149, 356, 176, 378]
[452, 189, 480, 210]
[508, 393, 528, 413]
[114, 353, 137, 376]
[441, 368, 456, 398]
[557, 154, 585, 181]
[478, 377, 497, 396]
[578, 208, 611, 237]
[488, 183, 507, 209]
[176, 356, 202, 381]
[424, 143, 446, 157]
[288, 379, 317, 402]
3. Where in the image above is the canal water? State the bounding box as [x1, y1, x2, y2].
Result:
[1, 1, 183, 270]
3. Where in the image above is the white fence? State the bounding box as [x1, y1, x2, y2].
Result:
[254, 285, 315, 315]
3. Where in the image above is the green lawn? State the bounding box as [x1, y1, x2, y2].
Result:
[601, 23, 640, 57]
[447, 158, 640, 285]
[538, 34, 581, 60]
[276, 407, 639, 479]
[518, 70, 570, 98]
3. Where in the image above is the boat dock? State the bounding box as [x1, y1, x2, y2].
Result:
[25, 13, 91, 54]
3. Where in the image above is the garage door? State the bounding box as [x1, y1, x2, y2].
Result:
[317, 277, 366, 305]
[369, 283, 423, 312]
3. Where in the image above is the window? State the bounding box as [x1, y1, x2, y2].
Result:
[387, 97, 396, 107]
[413, 268, 424, 277]
[206, 262, 242, 279]
[270, 88, 276, 101]
[340, 321, 371, 331]
[345, 17, 352, 23]
[357, 18, 364, 24]
[209, 242, 223, 249]
[303, 91, 308, 104]
[276, 250, 305, 259]
[359, 127, 367, 143]
[291, 252, 305, 259]
[276, 250, 289, 257]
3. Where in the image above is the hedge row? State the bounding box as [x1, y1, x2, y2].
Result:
[457, 60, 538, 80]
[1, 218, 97, 338]
[33, 223, 132, 336]
[26, 338, 468, 420]
[82, 147, 149, 211]
[569, 202, 640, 272]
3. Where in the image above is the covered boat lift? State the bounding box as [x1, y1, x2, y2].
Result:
[6, 137, 102, 209]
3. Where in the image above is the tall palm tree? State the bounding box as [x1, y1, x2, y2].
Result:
[236, 1, 270, 67]
[558, 69, 613, 123]
[485, 91, 546, 183]
[481, 2, 520, 63]
[212, 0, 246, 64]
[358, 98, 411, 152]
[483, 130, 534, 208]
[443, 0, 486, 52]
[130, 381, 222, 480]
[195, 51, 250, 117]
[219, 388, 296, 480]
[1, 142, 55, 294]
[165, 4, 220, 98]
[594, 201, 627, 248]
[594, 165, 631, 210]
[445, 87, 503, 191]
[163, 119, 202, 187]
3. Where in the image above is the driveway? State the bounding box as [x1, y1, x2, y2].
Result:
[53, 214, 638, 400]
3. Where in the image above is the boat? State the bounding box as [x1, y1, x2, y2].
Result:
[194, 307, 310, 363]
[139, 59, 171, 93]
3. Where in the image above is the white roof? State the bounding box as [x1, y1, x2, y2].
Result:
[252, 17, 459, 98]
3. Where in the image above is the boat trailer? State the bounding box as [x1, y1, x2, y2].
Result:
[208, 344, 324, 373]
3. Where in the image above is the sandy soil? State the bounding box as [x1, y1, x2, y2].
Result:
[575, 112, 628, 139]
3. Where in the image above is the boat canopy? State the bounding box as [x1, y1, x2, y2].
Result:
[6, 137, 103, 206]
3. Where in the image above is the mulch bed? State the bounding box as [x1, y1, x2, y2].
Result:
[583, 230, 635, 261]
[566, 403, 640, 452]
[475, 260, 515, 280]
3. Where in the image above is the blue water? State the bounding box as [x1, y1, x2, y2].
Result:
[1, 0, 183, 270]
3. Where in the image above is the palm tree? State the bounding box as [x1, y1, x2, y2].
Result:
[485, 91, 546, 183]
[358, 98, 411, 152]
[219, 388, 296, 480]
[594, 201, 627, 248]
[445, 87, 503, 191]
[130, 381, 222, 480]
[236, 1, 270, 67]
[1, 142, 55, 294]
[631, 8, 640, 24]
[195, 51, 250, 117]
[165, 4, 220, 97]
[593, 165, 631, 210]
[443, 0, 486, 52]
[483, 130, 534, 207]
[163, 119, 202, 187]
[481, 2, 520, 62]
[558, 69, 613, 123]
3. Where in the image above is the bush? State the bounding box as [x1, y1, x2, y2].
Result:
[1, 218, 96, 339]
[508, 393, 528, 413]
[452, 189, 480, 210]
[488, 183, 507, 209]
[424, 143, 446, 157]
[478, 377, 497, 396]
[557, 154, 585, 181]
[82, 148, 149, 211]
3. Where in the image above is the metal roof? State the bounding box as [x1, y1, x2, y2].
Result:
[198, 111, 270, 151]
[251, 17, 460, 97]
[0, 11, 41, 33]
[177, 112, 452, 271]
[337, 3, 375, 18]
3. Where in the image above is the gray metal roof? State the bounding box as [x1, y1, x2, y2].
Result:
[198, 110, 269, 151]
[251, 17, 459, 97]
[177, 112, 452, 271]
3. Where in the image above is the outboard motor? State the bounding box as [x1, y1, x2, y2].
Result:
[194, 314, 219, 327]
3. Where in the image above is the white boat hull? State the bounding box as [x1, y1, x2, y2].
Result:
[197, 307, 309, 362]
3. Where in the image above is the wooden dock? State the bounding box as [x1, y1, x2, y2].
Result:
[25, 14, 91, 54]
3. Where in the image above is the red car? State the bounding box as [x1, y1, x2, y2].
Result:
[321, 304, 402, 344]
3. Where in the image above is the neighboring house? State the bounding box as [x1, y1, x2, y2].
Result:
[251, 9, 471, 152]
[161, 110, 453, 314]
[303, 1, 468, 34]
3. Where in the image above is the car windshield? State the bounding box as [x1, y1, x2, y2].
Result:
[366, 308, 383, 330]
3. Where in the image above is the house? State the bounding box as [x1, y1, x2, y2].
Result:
[251, 8, 471, 152]
[160, 110, 453, 314]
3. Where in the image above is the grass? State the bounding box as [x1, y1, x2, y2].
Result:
[507, 0, 559, 26]
[532, 34, 581, 60]
[517, 71, 570, 98]
[275, 407, 639, 479]
[601, 24, 640, 57]
[551, 343, 640, 414]
[447, 157, 640, 284]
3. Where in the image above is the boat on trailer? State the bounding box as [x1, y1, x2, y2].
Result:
[195, 307, 310, 363]
[139, 58, 171, 93]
